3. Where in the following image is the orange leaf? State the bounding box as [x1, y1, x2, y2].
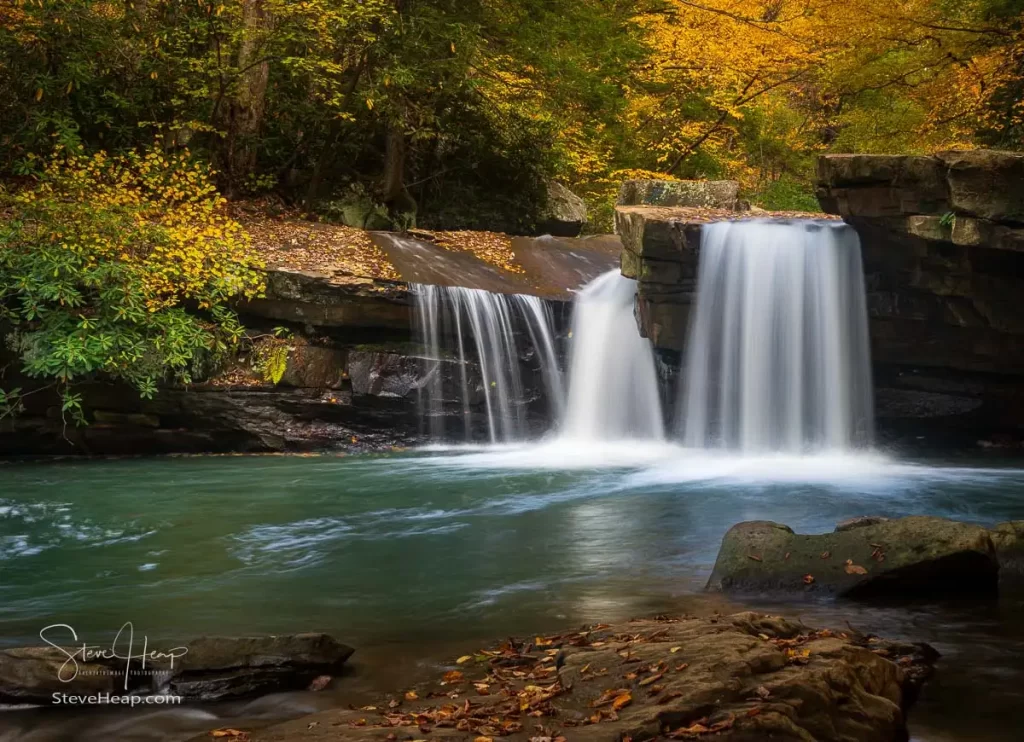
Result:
[612, 692, 632, 711]
[845, 564, 868, 575]
[803, 574, 815, 585]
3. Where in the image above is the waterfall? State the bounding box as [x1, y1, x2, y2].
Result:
[413, 284, 563, 443]
[679, 220, 874, 452]
[560, 271, 664, 440]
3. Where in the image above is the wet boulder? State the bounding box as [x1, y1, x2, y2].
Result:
[165, 633, 354, 702]
[0, 647, 129, 704]
[707, 516, 998, 597]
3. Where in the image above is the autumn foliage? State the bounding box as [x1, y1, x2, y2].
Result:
[0, 146, 264, 418]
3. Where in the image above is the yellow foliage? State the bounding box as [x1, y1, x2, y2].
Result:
[17, 145, 266, 313]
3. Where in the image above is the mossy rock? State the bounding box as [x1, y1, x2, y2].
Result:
[707, 516, 998, 598]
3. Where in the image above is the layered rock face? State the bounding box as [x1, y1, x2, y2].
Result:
[818, 151, 1024, 446]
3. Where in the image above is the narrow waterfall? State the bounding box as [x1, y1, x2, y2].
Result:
[560, 271, 665, 440]
[679, 220, 874, 452]
[413, 284, 563, 443]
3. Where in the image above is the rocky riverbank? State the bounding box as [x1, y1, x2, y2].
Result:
[219, 611, 935, 742]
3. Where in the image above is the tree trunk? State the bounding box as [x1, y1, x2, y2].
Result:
[224, 0, 271, 197]
[382, 116, 417, 228]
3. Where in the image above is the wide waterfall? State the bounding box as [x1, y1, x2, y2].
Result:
[560, 271, 664, 440]
[413, 284, 562, 443]
[679, 220, 874, 452]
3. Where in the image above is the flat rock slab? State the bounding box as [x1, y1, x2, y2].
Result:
[707, 516, 998, 597]
[243, 611, 935, 742]
[0, 633, 353, 705]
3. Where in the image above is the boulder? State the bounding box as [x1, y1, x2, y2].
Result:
[618, 179, 740, 210]
[990, 520, 1024, 575]
[537, 182, 587, 237]
[166, 633, 354, 702]
[245, 612, 936, 742]
[0, 633, 354, 705]
[0, 647, 128, 704]
[707, 516, 998, 597]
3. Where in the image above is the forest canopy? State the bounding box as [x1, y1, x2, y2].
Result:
[1, 0, 1023, 229]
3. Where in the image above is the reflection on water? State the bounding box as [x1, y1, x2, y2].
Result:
[2, 447, 1024, 740]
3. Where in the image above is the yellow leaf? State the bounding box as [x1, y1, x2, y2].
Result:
[456, 655, 473, 664]
[35, 88, 43, 101]
[404, 690, 418, 701]
[670, 646, 682, 653]
[366, 98, 374, 110]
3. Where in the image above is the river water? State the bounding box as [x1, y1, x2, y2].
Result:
[2, 447, 1024, 740]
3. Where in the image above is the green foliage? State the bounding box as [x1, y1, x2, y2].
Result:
[750, 177, 822, 213]
[0, 145, 263, 420]
[251, 335, 292, 385]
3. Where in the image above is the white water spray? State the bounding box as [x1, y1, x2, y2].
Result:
[679, 220, 874, 452]
[560, 271, 664, 440]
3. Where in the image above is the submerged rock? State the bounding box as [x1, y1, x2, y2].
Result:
[0, 633, 354, 705]
[707, 516, 998, 597]
[243, 611, 936, 742]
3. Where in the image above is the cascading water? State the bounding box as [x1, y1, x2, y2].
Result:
[413, 284, 562, 443]
[679, 220, 874, 452]
[560, 271, 664, 440]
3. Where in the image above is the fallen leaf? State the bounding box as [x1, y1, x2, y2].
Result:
[670, 646, 682, 653]
[755, 685, 771, 699]
[442, 670, 464, 684]
[474, 737, 494, 742]
[675, 662, 689, 672]
[456, 655, 473, 664]
[210, 732, 248, 740]
[784, 552, 791, 560]
[638, 671, 666, 687]
[803, 574, 815, 585]
[746, 707, 762, 717]
[388, 699, 401, 708]
[405, 691, 419, 701]
[845, 564, 869, 575]
[748, 554, 762, 562]
[820, 551, 831, 559]
[612, 692, 632, 710]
